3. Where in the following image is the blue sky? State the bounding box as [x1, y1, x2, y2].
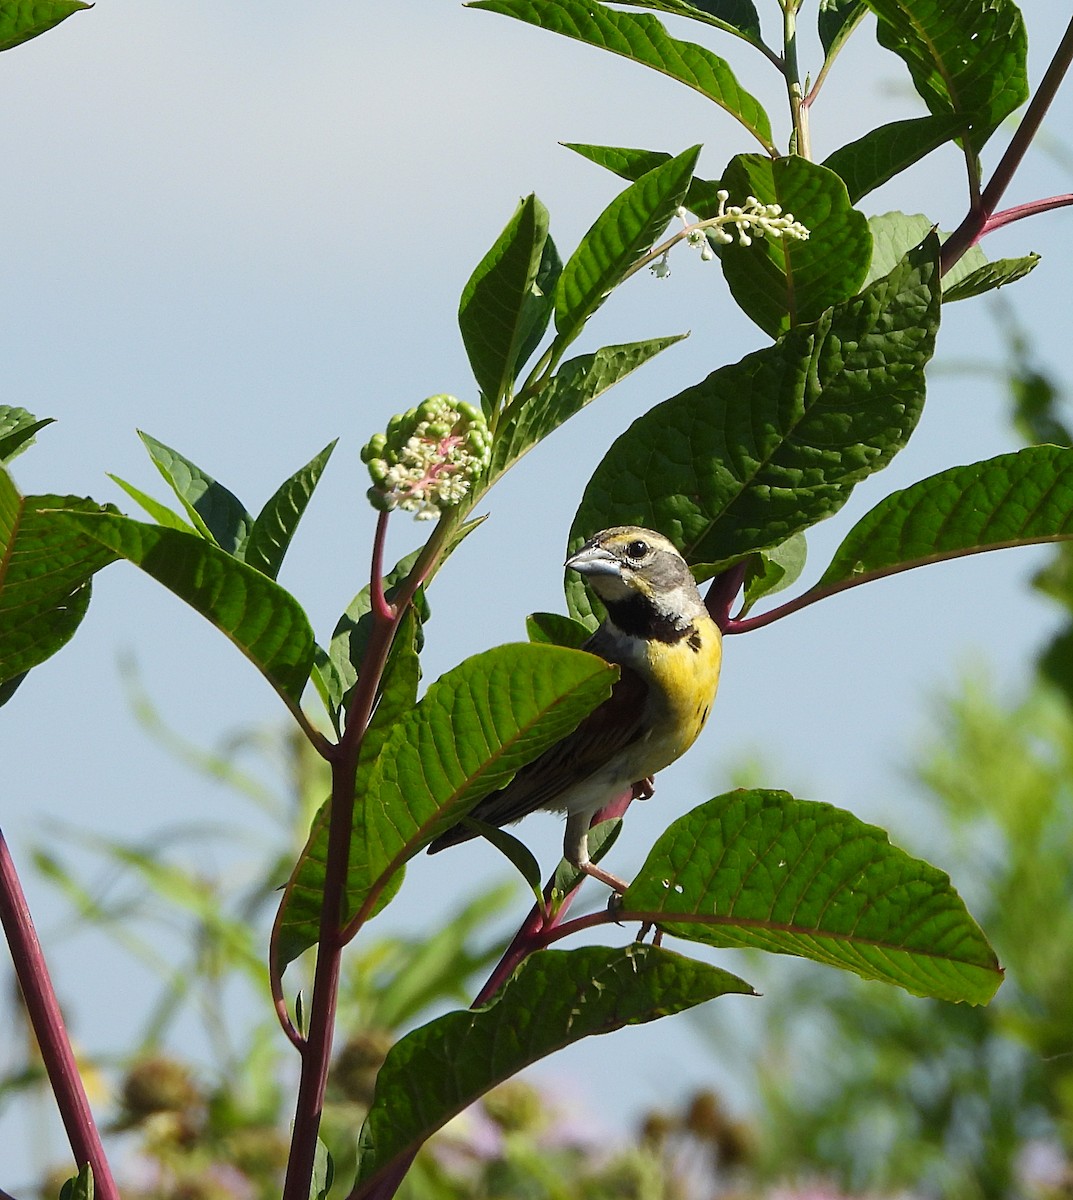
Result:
[2, 1, 1072, 1186]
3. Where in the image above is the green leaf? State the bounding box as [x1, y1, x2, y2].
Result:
[563, 143, 726, 216]
[525, 611, 592, 648]
[823, 115, 968, 205]
[0, 477, 117, 687]
[107, 474, 196, 532]
[354, 944, 753, 1193]
[624, 789, 1003, 1003]
[715, 154, 872, 336]
[941, 254, 1040, 303]
[0, 671, 28, 707]
[811, 447, 1073, 598]
[0, 0, 90, 52]
[243, 440, 336, 579]
[866, 0, 1028, 156]
[273, 615, 423, 975]
[312, 1138, 335, 1200]
[57, 1163, 93, 1200]
[554, 145, 701, 351]
[460, 194, 550, 411]
[345, 643, 617, 932]
[0, 406, 53, 462]
[864, 212, 934, 286]
[818, 0, 866, 58]
[461, 816, 544, 891]
[56, 512, 316, 709]
[493, 337, 685, 476]
[568, 236, 941, 598]
[470, 0, 774, 150]
[608, 0, 762, 44]
[138, 431, 254, 556]
[740, 531, 807, 613]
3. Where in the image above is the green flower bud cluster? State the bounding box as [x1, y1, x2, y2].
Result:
[361, 395, 491, 521]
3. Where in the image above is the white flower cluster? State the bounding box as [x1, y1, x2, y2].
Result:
[696, 192, 811, 248]
[361, 395, 491, 521]
[649, 194, 810, 278]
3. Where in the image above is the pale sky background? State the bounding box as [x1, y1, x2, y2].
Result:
[2, 0, 1072, 1187]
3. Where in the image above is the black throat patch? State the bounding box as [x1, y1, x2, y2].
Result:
[604, 593, 693, 644]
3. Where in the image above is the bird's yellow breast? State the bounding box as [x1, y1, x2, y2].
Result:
[631, 615, 723, 775]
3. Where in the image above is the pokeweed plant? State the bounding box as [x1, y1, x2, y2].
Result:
[1, 1, 1073, 1198]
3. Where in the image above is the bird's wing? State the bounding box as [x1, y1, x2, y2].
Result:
[427, 659, 649, 851]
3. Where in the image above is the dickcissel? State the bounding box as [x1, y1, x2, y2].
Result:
[428, 526, 723, 892]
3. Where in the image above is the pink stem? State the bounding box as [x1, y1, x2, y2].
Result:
[0, 830, 119, 1200]
[284, 516, 452, 1200]
[981, 193, 1073, 234]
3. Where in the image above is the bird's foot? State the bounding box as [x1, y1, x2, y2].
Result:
[580, 859, 631, 896]
[633, 776, 656, 802]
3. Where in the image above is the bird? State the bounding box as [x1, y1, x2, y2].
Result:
[427, 525, 723, 892]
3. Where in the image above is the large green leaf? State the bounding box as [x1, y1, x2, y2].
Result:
[459, 194, 550, 410]
[242, 440, 336, 580]
[275, 642, 617, 972]
[0, 406, 53, 463]
[470, 0, 774, 150]
[811, 447, 1073, 598]
[56, 512, 315, 708]
[492, 337, 685, 476]
[347, 643, 616, 931]
[0, 476, 117, 688]
[866, 0, 1028, 156]
[623, 790, 1003, 1004]
[553, 145, 701, 351]
[138, 431, 254, 556]
[272, 613, 423, 974]
[564, 143, 726, 217]
[0, 0, 89, 51]
[353, 945, 753, 1193]
[716, 154, 872, 337]
[823, 115, 968, 204]
[568, 236, 941, 598]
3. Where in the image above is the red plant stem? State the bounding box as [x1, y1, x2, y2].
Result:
[704, 561, 748, 632]
[940, 13, 1073, 274]
[0, 830, 119, 1200]
[470, 872, 582, 1010]
[283, 513, 451, 1200]
[982, 194, 1073, 233]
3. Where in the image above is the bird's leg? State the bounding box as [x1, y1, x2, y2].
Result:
[565, 810, 630, 895]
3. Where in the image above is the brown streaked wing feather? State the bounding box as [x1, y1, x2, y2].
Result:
[427, 662, 649, 851]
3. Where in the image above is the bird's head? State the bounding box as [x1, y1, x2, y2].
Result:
[566, 526, 706, 635]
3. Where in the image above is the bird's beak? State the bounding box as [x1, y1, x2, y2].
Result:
[565, 543, 621, 578]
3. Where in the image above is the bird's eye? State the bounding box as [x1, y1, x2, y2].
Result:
[625, 539, 649, 561]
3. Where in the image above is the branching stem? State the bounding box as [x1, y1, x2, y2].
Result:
[941, 12, 1073, 274]
[283, 511, 454, 1200]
